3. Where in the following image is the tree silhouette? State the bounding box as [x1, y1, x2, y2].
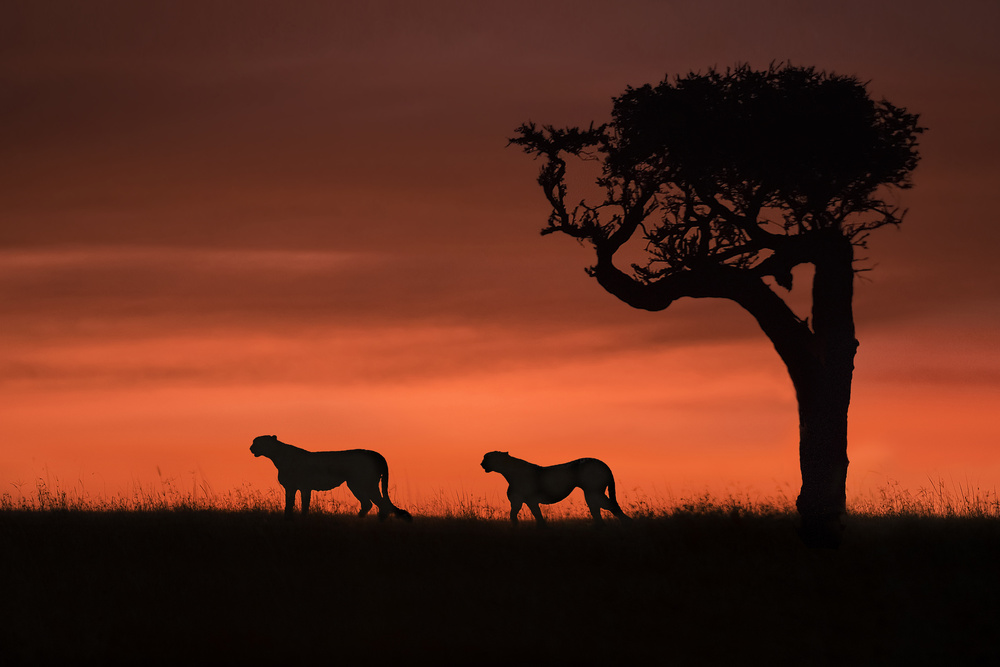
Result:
[511, 63, 923, 547]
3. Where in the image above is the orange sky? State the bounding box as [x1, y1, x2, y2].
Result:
[2, 1, 999, 511]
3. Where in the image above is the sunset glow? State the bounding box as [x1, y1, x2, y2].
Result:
[3, 2, 999, 513]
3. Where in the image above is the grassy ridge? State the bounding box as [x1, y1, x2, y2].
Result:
[2, 507, 999, 666]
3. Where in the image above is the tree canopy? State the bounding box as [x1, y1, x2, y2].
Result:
[511, 63, 923, 296]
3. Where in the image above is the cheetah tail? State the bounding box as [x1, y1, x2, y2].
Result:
[380, 467, 413, 522]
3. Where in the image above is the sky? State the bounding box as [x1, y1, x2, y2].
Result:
[2, 0, 999, 511]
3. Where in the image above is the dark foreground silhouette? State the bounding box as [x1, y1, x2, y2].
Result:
[3, 509, 998, 665]
[481, 451, 630, 524]
[250, 434, 412, 520]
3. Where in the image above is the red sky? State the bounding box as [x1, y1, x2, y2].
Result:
[2, 1, 999, 511]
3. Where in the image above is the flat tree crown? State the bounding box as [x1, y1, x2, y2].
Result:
[511, 63, 923, 286]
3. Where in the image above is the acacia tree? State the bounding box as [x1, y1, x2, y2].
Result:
[511, 64, 923, 547]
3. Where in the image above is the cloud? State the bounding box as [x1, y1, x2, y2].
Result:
[1, 244, 747, 331]
[1, 244, 787, 394]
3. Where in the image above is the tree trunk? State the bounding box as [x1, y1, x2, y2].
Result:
[793, 233, 858, 548]
[795, 382, 851, 548]
[591, 230, 860, 547]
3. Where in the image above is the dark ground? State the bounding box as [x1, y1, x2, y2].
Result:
[1, 509, 998, 666]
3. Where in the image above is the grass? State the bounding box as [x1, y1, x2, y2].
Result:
[2, 480, 999, 665]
